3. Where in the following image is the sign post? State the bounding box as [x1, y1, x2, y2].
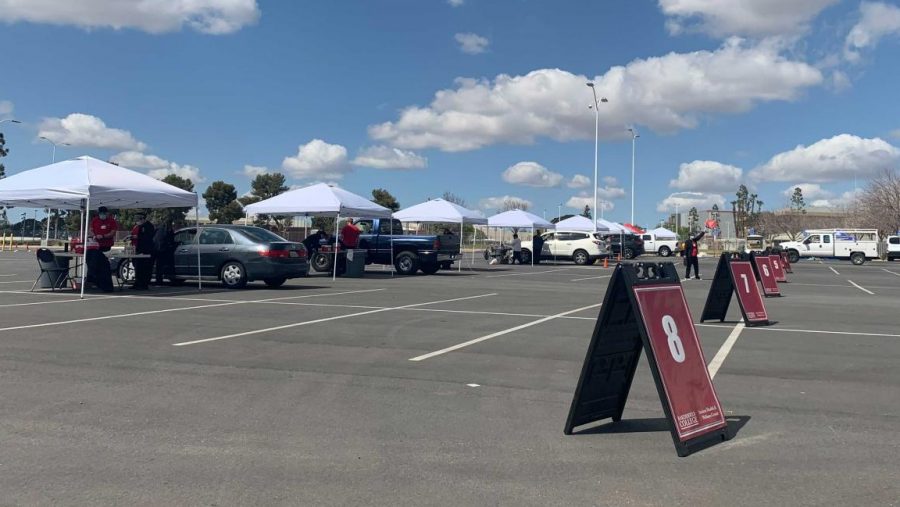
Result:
[769, 254, 787, 282]
[564, 262, 730, 457]
[751, 252, 781, 297]
[700, 253, 773, 326]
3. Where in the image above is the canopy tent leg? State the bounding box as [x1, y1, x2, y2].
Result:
[531, 226, 534, 268]
[458, 219, 463, 272]
[79, 198, 89, 300]
[196, 204, 202, 291]
[43, 208, 51, 247]
[390, 215, 395, 277]
[332, 213, 340, 281]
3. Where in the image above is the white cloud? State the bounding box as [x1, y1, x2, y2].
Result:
[0, 0, 260, 34]
[368, 38, 822, 152]
[110, 150, 204, 183]
[242, 165, 270, 178]
[844, 2, 900, 62]
[597, 185, 626, 200]
[890, 129, 900, 140]
[669, 160, 743, 192]
[282, 139, 351, 180]
[750, 134, 900, 183]
[350, 145, 427, 170]
[448, 0, 464, 6]
[810, 189, 864, 208]
[568, 174, 591, 188]
[659, 0, 838, 38]
[455, 32, 489, 54]
[602, 176, 619, 186]
[656, 192, 725, 212]
[0, 100, 13, 118]
[478, 195, 532, 211]
[566, 194, 614, 212]
[501, 161, 563, 187]
[829, 70, 852, 92]
[39, 113, 147, 151]
[781, 183, 833, 201]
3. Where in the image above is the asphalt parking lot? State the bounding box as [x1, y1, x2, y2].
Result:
[1, 251, 899, 505]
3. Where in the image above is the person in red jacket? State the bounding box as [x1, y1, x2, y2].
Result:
[90, 206, 118, 252]
[339, 218, 361, 249]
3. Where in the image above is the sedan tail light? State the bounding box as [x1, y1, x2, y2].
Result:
[258, 248, 290, 258]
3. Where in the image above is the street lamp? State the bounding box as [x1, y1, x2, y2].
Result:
[39, 136, 70, 163]
[627, 127, 639, 226]
[586, 82, 607, 231]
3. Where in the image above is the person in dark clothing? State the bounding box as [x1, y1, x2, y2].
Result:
[532, 230, 545, 265]
[85, 249, 115, 292]
[153, 221, 176, 284]
[131, 213, 156, 290]
[681, 231, 706, 280]
[302, 230, 324, 256]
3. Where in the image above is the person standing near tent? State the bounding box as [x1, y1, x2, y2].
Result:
[131, 213, 155, 290]
[90, 206, 117, 252]
[153, 220, 176, 285]
[681, 231, 706, 280]
[340, 218, 361, 249]
[532, 230, 544, 265]
[511, 233, 522, 264]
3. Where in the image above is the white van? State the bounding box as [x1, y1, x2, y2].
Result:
[780, 229, 880, 265]
[640, 233, 680, 257]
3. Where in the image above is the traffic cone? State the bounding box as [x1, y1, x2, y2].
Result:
[603, 257, 609, 268]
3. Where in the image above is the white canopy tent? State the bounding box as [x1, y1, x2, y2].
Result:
[649, 226, 677, 238]
[487, 209, 555, 267]
[554, 215, 595, 232]
[243, 183, 392, 280]
[393, 198, 487, 271]
[596, 219, 625, 233]
[0, 156, 200, 298]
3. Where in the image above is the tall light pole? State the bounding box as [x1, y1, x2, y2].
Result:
[627, 127, 639, 226]
[586, 82, 607, 231]
[38, 137, 70, 246]
[39, 136, 69, 163]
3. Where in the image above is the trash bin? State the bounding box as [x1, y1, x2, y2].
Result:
[344, 249, 367, 278]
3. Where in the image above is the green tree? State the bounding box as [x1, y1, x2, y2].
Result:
[0, 131, 8, 180]
[238, 173, 290, 230]
[688, 207, 699, 232]
[790, 187, 807, 214]
[581, 205, 592, 219]
[203, 181, 244, 224]
[732, 184, 764, 238]
[372, 188, 400, 212]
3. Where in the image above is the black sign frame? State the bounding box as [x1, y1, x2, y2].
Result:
[700, 253, 773, 327]
[564, 262, 730, 457]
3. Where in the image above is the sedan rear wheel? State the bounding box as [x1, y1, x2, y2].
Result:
[572, 249, 589, 265]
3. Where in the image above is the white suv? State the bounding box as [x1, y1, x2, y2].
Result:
[887, 235, 900, 261]
[521, 230, 609, 265]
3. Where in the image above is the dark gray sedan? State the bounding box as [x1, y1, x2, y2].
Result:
[112, 225, 309, 289]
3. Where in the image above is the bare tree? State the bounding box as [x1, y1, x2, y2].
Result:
[499, 198, 530, 213]
[441, 191, 467, 208]
[858, 169, 900, 235]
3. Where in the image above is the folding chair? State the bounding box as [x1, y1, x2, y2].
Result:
[31, 248, 74, 292]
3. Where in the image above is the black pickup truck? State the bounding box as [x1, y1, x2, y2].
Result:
[311, 218, 460, 275]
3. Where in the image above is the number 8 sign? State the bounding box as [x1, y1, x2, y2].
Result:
[633, 285, 727, 442]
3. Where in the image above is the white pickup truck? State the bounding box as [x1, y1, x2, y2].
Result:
[886, 235, 900, 261]
[640, 233, 680, 257]
[781, 229, 880, 265]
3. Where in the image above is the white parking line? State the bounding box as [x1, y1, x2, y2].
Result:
[408, 303, 601, 361]
[848, 280, 874, 295]
[828, 266, 840, 275]
[173, 293, 496, 346]
[696, 323, 900, 338]
[0, 288, 387, 333]
[882, 268, 900, 278]
[0, 280, 31, 284]
[0, 274, 19, 277]
[707, 322, 744, 379]
[570, 275, 611, 282]
[485, 268, 569, 278]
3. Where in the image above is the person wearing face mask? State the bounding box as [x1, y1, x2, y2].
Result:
[130, 213, 156, 290]
[90, 206, 118, 252]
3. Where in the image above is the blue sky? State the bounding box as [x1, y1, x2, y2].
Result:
[1, 0, 899, 226]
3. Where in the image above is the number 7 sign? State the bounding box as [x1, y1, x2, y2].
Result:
[701, 253, 772, 326]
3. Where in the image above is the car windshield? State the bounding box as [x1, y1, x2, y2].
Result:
[239, 227, 288, 243]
